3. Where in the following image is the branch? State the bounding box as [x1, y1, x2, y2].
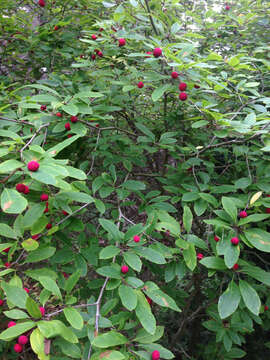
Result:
[20, 123, 50, 161]
[144, 0, 159, 36]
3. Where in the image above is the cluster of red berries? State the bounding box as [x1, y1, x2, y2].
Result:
[16, 183, 29, 194]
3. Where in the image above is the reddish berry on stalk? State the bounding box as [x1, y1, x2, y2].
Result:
[0, 299, 4, 306]
[38, 0, 45, 7]
[266, 208, 270, 214]
[62, 210, 68, 215]
[18, 335, 28, 345]
[39, 306, 45, 316]
[179, 92, 188, 101]
[14, 344, 23, 353]
[266, 194, 270, 197]
[265, 305, 269, 311]
[16, 183, 26, 193]
[27, 161, 39, 172]
[121, 265, 129, 274]
[137, 81, 144, 89]
[225, 5, 230, 10]
[67, 134, 73, 138]
[91, 34, 97, 40]
[23, 185, 29, 194]
[44, 207, 49, 213]
[8, 321, 16, 328]
[97, 51, 103, 57]
[91, 54, 96, 60]
[70, 116, 78, 123]
[63, 272, 69, 279]
[146, 297, 152, 305]
[32, 234, 40, 240]
[239, 210, 247, 218]
[171, 71, 179, 79]
[56, 112, 62, 117]
[65, 122, 71, 131]
[46, 223, 52, 230]
[231, 237, 239, 246]
[40, 105, 46, 111]
[194, 84, 200, 89]
[145, 51, 152, 58]
[152, 350, 160, 360]
[214, 235, 220, 242]
[197, 253, 204, 260]
[118, 38, 126, 47]
[179, 82, 187, 91]
[4, 262, 11, 268]
[133, 235, 140, 243]
[54, 25, 59, 31]
[233, 263, 239, 270]
[99, 28, 104, 32]
[3, 247, 10, 253]
[40, 194, 49, 202]
[153, 47, 162, 58]
[24, 287, 30, 293]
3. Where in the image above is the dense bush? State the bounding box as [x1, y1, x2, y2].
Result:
[0, 0, 270, 359]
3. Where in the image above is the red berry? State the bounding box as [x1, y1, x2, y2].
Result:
[145, 51, 152, 58]
[31, 234, 40, 240]
[16, 183, 26, 193]
[265, 305, 269, 311]
[121, 265, 129, 274]
[118, 38, 126, 47]
[197, 253, 204, 260]
[44, 207, 49, 213]
[67, 134, 73, 138]
[225, 5, 230, 10]
[266, 208, 270, 214]
[94, 49, 99, 53]
[91, 54, 96, 60]
[179, 92, 188, 101]
[194, 84, 200, 89]
[8, 321, 16, 328]
[18, 335, 28, 345]
[239, 210, 247, 218]
[23, 185, 29, 194]
[171, 71, 179, 79]
[62, 210, 68, 215]
[56, 112, 62, 117]
[152, 350, 160, 360]
[233, 264, 239, 270]
[137, 81, 144, 89]
[54, 25, 59, 31]
[146, 297, 152, 305]
[179, 82, 187, 91]
[24, 287, 30, 293]
[4, 262, 11, 268]
[38, 0, 45, 7]
[14, 343, 23, 353]
[153, 48, 162, 58]
[70, 116, 78, 123]
[63, 272, 69, 279]
[27, 160, 40, 172]
[133, 235, 140, 243]
[39, 306, 45, 316]
[99, 28, 104, 32]
[65, 122, 71, 131]
[0, 299, 4, 306]
[91, 34, 97, 40]
[3, 247, 10, 253]
[97, 51, 103, 57]
[40, 105, 47, 111]
[231, 237, 239, 246]
[40, 194, 49, 202]
[266, 195, 270, 197]
[214, 235, 220, 242]
[46, 223, 52, 230]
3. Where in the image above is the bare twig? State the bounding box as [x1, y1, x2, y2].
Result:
[20, 123, 50, 161]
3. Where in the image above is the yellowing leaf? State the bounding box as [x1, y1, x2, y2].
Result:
[250, 191, 262, 205]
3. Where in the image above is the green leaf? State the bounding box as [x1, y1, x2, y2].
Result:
[145, 289, 181, 312]
[222, 197, 237, 223]
[218, 281, 240, 319]
[0, 223, 17, 239]
[21, 238, 39, 252]
[183, 205, 193, 233]
[64, 270, 81, 294]
[56, 340, 81, 358]
[92, 331, 128, 348]
[26, 297, 42, 319]
[199, 193, 218, 207]
[0, 321, 35, 341]
[63, 308, 84, 330]
[38, 276, 62, 299]
[47, 135, 81, 157]
[23, 203, 46, 228]
[133, 326, 164, 344]
[1, 282, 28, 309]
[135, 247, 166, 265]
[183, 243, 197, 271]
[244, 228, 270, 252]
[119, 284, 137, 311]
[224, 243, 240, 269]
[241, 264, 270, 286]
[65, 166, 87, 180]
[22, 84, 61, 97]
[0, 160, 24, 173]
[123, 252, 142, 272]
[1, 188, 28, 214]
[135, 290, 156, 335]
[239, 279, 261, 316]
[135, 122, 155, 141]
[25, 246, 56, 263]
[3, 309, 30, 320]
[238, 214, 270, 225]
[99, 219, 123, 242]
[124, 223, 144, 241]
[200, 257, 227, 270]
[96, 265, 121, 279]
[152, 84, 171, 102]
[122, 180, 146, 191]
[95, 199, 106, 214]
[99, 246, 121, 259]
[61, 104, 78, 116]
[30, 328, 47, 358]
[38, 320, 78, 343]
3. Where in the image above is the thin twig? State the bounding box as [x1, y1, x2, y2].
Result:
[20, 123, 50, 161]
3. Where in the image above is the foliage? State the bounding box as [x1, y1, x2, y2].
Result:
[0, 0, 270, 359]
